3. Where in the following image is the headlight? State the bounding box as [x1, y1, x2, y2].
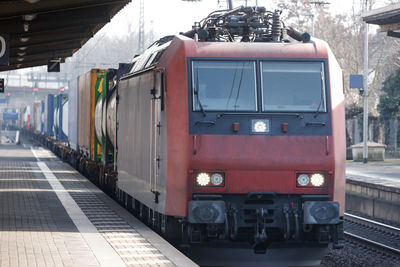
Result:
[196, 173, 210, 186]
[195, 172, 225, 187]
[296, 172, 326, 187]
[310, 173, 325, 187]
[251, 119, 270, 134]
[254, 121, 267, 132]
[211, 173, 224, 186]
[297, 174, 310, 186]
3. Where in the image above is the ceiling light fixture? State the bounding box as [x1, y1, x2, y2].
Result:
[17, 52, 26, 57]
[23, 14, 37, 21]
[23, 22, 29, 32]
[17, 58, 24, 62]
[24, 0, 40, 3]
[20, 37, 30, 42]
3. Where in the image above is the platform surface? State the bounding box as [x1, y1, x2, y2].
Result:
[346, 159, 400, 189]
[0, 144, 197, 267]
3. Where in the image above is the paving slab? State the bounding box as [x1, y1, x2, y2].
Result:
[346, 160, 400, 189]
[0, 144, 197, 267]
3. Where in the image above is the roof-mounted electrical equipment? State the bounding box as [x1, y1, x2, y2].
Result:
[181, 6, 310, 43]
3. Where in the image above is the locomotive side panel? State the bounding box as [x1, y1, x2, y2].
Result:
[328, 47, 346, 215]
[117, 71, 166, 213]
[161, 39, 192, 216]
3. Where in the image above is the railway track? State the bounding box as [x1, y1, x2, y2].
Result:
[344, 212, 400, 258]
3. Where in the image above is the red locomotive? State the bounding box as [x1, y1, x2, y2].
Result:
[115, 6, 345, 265]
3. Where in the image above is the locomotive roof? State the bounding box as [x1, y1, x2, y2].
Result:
[177, 36, 329, 59]
[127, 35, 330, 76]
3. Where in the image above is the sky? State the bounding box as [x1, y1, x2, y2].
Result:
[100, 0, 388, 40]
[14, 0, 392, 75]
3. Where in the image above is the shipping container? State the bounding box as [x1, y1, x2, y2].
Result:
[25, 105, 31, 129]
[78, 69, 104, 159]
[17, 108, 24, 129]
[40, 100, 45, 134]
[93, 65, 130, 165]
[45, 94, 54, 136]
[54, 94, 68, 142]
[33, 101, 41, 133]
[68, 78, 78, 150]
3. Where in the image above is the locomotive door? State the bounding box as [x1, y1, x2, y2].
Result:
[150, 71, 163, 204]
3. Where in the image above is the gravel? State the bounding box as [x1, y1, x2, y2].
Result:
[320, 211, 400, 267]
[320, 241, 400, 267]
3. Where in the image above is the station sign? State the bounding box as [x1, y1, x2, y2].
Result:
[350, 74, 363, 88]
[48, 60, 60, 72]
[0, 78, 4, 93]
[0, 34, 9, 66]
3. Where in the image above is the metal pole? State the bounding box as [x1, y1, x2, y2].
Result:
[362, 0, 369, 163]
[228, 0, 233, 10]
[311, 14, 315, 36]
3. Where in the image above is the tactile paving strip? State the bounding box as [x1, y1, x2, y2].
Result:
[45, 161, 176, 267]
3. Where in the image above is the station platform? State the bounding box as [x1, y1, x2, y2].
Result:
[346, 159, 400, 189]
[346, 160, 400, 224]
[0, 143, 198, 267]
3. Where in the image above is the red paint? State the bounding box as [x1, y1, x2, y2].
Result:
[327, 46, 346, 215]
[326, 136, 330, 155]
[192, 135, 197, 155]
[157, 36, 345, 217]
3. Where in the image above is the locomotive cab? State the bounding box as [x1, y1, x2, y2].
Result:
[183, 49, 344, 253]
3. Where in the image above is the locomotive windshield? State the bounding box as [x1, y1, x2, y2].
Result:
[192, 61, 257, 111]
[261, 61, 325, 112]
[191, 60, 326, 113]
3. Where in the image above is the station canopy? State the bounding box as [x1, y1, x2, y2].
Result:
[0, 0, 130, 72]
[363, 3, 400, 38]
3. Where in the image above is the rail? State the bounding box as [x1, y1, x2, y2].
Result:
[344, 212, 400, 257]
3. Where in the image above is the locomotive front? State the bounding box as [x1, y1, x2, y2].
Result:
[159, 7, 345, 258]
[184, 46, 344, 251]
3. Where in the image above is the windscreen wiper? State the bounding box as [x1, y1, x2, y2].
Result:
[313, 94, 323, 118]
[314, 69, 325, 118]
[195, 66, 207, 117]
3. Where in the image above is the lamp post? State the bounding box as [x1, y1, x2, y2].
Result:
[302, 13, 315, 36]
[362, 0, 369, 163]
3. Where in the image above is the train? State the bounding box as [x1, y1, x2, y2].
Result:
[22, 6, 345, 266]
